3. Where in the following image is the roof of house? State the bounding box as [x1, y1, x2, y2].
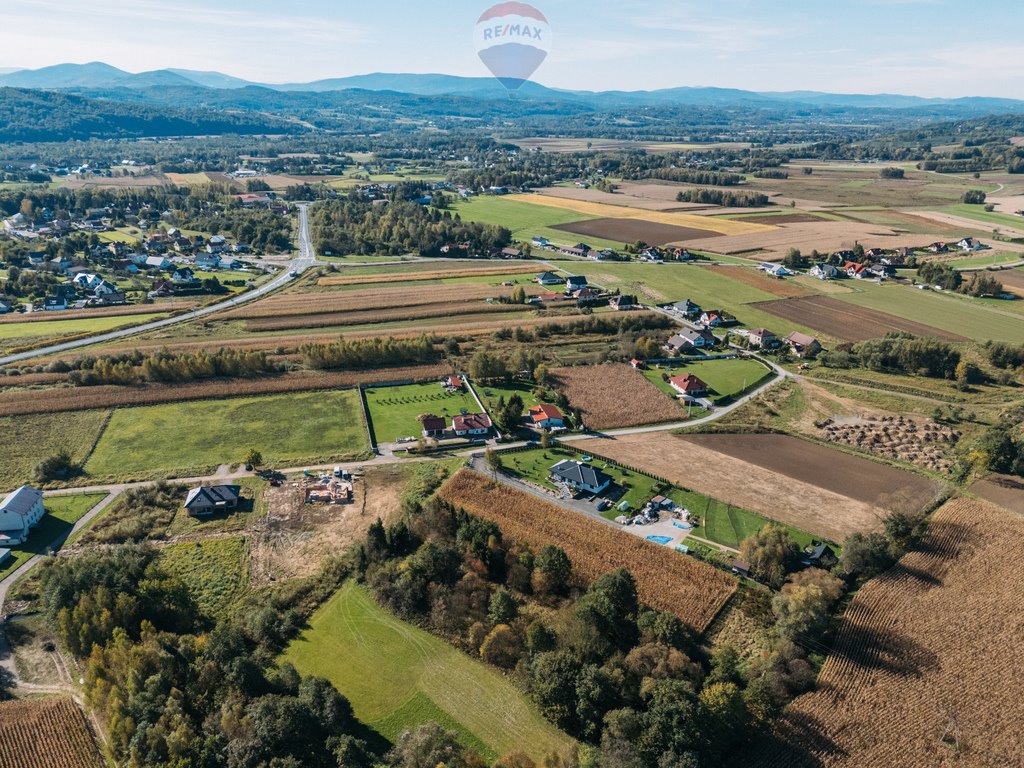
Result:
[613, 294, 637, 305]
[0, 485, 43, 517]
[749, 328, 777, 338]
[785, 332, 820, 347]
[420, 415, 447, 432]
[550, 459, 612, 488]
[536, 271, 562, 281]
[807, 542, 836, 560]
[184, 485, 241, 509]
[529, 404, 563, 423]
[565, 275, 588, 285]
[670, 374, 709, 393]
[453, 413, 492, 432]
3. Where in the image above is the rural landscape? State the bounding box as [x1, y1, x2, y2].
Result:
[1, 2, 1024, 767]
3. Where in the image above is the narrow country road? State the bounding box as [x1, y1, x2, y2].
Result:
[0, 203, 319, 366]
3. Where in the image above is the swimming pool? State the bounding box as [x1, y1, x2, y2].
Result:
[646, 535, 673, 545]
[672, 521, 692, 530]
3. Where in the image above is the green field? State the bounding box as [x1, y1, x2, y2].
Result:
[643, 358, 773, 403]
[364, 382, 481, 443]
[283, 581, 574, 762]
[158, 536, 248, 615]
[688, 498, 816, 551]
[0, 313, 167, 344]
[943, 203, 1024, 231]
[0, 410, 111, 490]
[450, 196, 621, 250]
[0, 492, 108, 580]
[85, 390, 369, 479]
[835, 281, 1024, 343]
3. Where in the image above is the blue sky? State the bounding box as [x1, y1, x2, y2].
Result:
[4, 0, 1024, 97]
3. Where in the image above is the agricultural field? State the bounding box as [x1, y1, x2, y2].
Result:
[755, 499, 1024, 767]
[551, 364, 687, 429]
[642, 358, 773, 403]
[0, 410, 110, 489]
[439, 469, 737, 632]
[158, 536, 249, 615]
[0, 492, 108, 579]
[448, 195, 619, 250]
[364, 381, 480, 443]
[971, 473, 1024, 514]
[0, 312, 168, 352]
[552, 217, 724, 246]
[573, 433, 943, 542]
[0, 697, 104, 768]
[85, 389, 369, 479]
[284, 580, 574, 763]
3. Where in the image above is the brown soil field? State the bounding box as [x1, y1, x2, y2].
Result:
[749, 295, 969, 342]
[318, 264, 540, 287]
[729, 213, 830, 225]
[703, 265, 813, 298]
[971, 473, 1024, 514]
[0, 696, 104, 768]
[754, 498, 1024, 768]
[0, 302, 193, 325]
[0, 365, 454, 416]
[991, 268, 1024, 296]
[221, 284, 536, 320]
[552, 217, 721, 245]
[916, 211, 1024, 240]
[439, 469, 736, 632]
[551, 364, 687, 429]
[572, 432, 942, 542]
[245, 302, 530, 332]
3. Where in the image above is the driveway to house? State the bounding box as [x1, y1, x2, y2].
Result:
[0, 203, 320, 366]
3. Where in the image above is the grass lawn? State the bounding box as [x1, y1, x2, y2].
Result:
[165, 479, 266, 537]
[943, 203, 1024, 231]
[0, 492, 108, 580]
[86, 390, 369, 479]
[0, 410, 111, 491]
[158, 536, 249, 615]
[687, 498, 816, 551]
[946, 252, 1024, 269]
[449, 197, 621, 251]
[283, 581, 574, 763]
[834, 281, 1024, 343]
[643, 358, 773, 403]
[365, 382, 481, 443]
[0, 313, 168, 343]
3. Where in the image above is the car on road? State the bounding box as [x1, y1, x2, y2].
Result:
[289, 270, 299, 277]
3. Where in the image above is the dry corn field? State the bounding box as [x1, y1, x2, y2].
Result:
[552, 364, 686, 429]
[219, 284, 539, 320]
[244, 301, 530, 332]
[318, 264, 540, 286]
[0, 697, 104, 768]
[0, 365, 454, 416]
[439, 469, 736, 632]
[755, 498, 1024, 768]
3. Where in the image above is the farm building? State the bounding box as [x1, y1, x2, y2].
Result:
[419, 414, 447, 437]
[184, 485, 241, 517]
[785, 332, 822, 358]
[550, 460, 612, 495]
[453, 413, 493, 436]
[0, 485, 45, 546]
[669, 374, 709, 397]
[528, 404, 565, 430]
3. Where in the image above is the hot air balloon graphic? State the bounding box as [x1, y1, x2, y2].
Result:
[474, 3, 551, 92]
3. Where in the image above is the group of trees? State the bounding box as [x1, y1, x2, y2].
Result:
[916, 262, 1003, 297]
[65, 348, 280, 386]
[643, 169, 744, 186]
[822, 333, 962, 379]
[301, 336, 437, 370]
[675, 188, 770, 207]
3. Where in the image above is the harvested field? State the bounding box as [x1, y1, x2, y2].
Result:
[507, 194, 774, 236]
[535, 184, 712, 211]
[571, 433, 943, 542]
[703, 265, 813, 298]
[552, 217, 721, 245]
[820, 415, 958, 474]
[0, 696, 104, 768]
[551, 364, 686, 429]
[0, 302, 193, 325]
[245, 301, 527, 332]
[0, 365, 454, 417]
[221, 284, 536, 320]
[439, 470, 736, 632]
[729, 213, 832, 225]
[318, 264, 540, 287]
[993, 268, 1024, 296]
[754, 498, 1024, 768]
[749, 295, 969, 342]
[971, 473, 1024, 514]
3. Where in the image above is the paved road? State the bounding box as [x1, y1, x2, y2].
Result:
[0, 204, 320, 366]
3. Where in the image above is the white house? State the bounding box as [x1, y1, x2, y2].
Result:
[810, 263, 839, 280]
[72, 273, 103, 290]
[550, 460, 612, 494]
[452, 413, 492, 436]
[0, 485, 45, 545]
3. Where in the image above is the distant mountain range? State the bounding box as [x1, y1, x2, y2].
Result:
[3, 62, 1024, 112]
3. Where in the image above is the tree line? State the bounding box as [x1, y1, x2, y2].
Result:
[675, 188, 770, 207]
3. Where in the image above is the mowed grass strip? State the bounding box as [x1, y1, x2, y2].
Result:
[0, 312, 168, 342]
[284, 581, 574, 763]
[507, 194, 777, 236]
[85, 390, 369, 479]
[642, 358, 773, 403]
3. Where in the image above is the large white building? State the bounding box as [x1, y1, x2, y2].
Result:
[0, 485, 45, 545]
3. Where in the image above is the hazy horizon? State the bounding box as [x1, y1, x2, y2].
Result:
[4, 0, 1024, 99]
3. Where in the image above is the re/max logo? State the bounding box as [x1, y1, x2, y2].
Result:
[483, 24, 544, 41]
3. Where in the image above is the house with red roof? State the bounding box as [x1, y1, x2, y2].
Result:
[669, 374, 709, 397]
[443, 375, 464, 392]
[453, 413, 492, 436]
[528, 404, 565, 430]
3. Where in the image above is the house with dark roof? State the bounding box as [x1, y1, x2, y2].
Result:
[671, 299, 702, 318]
[666, 328, 716, 354]
[184, 485, 241, 517]
[453, 413, 492, 436]
[610, 294, 637, 311]
[803, 542, 838, 568]
[419, 414, 447, 437]
[565, 275, 588, 291]
[550, 460, 612, 495]
[0, 485, 45, 545]
[536, 271, 563, 286]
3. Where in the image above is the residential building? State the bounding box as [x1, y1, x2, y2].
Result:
[184, 485, 241, 517]
[665, 328, 716, 353]
[747, 328, 779, 348]
[0, 485, 45, 546]
[420, 415, 447, 438]
[610, 294, 637, 311]
[536, 272, 564, 286]
[669, 374, 709, 397]
[172, 267, 197, 285]
[671, 299, 702, 318]
[810, 263, 839, 281]
[453, 413, 492, 436]
[528, 404, 565, 430]
[42, 296, 68, 311]
[784, 332, 822, 358]
[565, 275, 588, 291]
[549, 460, 612, 494]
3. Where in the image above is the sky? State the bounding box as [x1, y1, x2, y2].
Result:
[3, 0, 1024, 97]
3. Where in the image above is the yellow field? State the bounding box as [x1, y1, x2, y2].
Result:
[507, 194, 777, 236]
[165, 172, 212, 185]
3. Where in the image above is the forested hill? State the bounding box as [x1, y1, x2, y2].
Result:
[0, 87, 304, 142]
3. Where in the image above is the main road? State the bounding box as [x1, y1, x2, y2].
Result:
[0, 203, 320, 366]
